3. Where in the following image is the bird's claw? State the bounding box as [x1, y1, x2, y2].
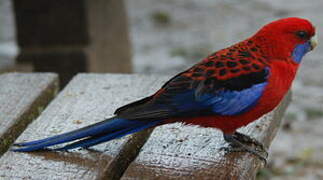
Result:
[220, 145, 268, 165]
[233, 132, 267, 152]
[222, 132, 268, 165]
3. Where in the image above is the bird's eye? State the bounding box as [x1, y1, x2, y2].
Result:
[296, 31, 308, 39]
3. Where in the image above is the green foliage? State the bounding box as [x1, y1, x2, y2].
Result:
[285, 112, 297, 121]
[256, 168, 274, 180]
[151, 11, 171, 25]
[305, 108, 323, 119]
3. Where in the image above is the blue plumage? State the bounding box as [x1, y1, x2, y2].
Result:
[292, 42, 311, 63]
[206, 82, 267, 115]
[53, 121, 159, 151]
[12, 118, 161, 152]
[172, 82, 267, 116]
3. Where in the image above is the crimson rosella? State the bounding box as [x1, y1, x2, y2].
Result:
[12, 17, 317, 161]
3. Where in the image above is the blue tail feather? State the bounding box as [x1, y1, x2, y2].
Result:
[14, 118, 133, 147]
[11, 117, 160, 152]
[53, 121, 159, 151]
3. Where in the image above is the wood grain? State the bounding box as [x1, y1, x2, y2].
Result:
[0, 74, 169, 180]
[0, 73, 58, 156]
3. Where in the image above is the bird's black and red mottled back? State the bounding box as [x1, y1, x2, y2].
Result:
[114, 39, 270, 120]
[183, 39, 268, 82]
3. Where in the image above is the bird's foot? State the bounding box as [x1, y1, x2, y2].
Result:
[220, 145, 268, 165]
[233, 132, 267, 152]
[221, 133, 268, 165]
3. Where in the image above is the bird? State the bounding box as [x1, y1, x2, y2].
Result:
[12, 17, 317, 161]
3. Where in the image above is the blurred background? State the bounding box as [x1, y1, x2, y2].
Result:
[0, 0, 322, 179]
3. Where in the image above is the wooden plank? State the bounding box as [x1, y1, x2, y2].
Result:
[0, 73, 58, 156]
[122, 93, 291, 179]
[0, 74, 169, 180]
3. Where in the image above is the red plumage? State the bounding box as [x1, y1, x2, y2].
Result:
[166, 17, 316, 133]
[13, 17, 317, 155]
[179, 60, 298, 133]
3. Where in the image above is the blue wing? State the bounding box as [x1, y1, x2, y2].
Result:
[173, 82, 267, 116]
[116, 68, 270, 119]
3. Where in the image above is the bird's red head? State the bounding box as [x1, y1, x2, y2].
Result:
[252, 17, 317, 63]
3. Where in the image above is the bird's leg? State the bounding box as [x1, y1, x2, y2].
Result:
[221, 133, 268, 164]
[233, 131, 266, 152]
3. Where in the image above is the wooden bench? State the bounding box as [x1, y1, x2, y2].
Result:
[0, 73, 58, 156]
[0, 73, 290, 180]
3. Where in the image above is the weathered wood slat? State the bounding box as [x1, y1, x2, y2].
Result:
[0, 74, 291, 179]
[0, 73, 58, 156]
[0, 74, 169, 180]
[121, 93, 291, 180]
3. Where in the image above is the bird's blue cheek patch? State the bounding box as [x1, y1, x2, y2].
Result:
[292, 42, 311, 63]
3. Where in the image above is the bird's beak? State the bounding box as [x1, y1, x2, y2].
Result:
[310, 34, 318, 50]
